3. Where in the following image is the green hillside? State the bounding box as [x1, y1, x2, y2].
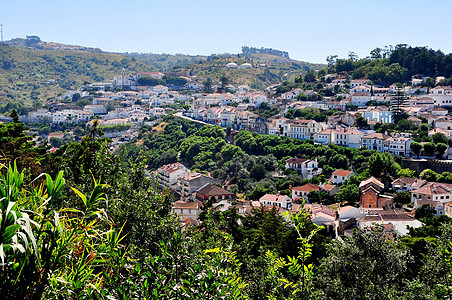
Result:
[0, 40, 325, 113]
[0, 43, 154, 111]
[123, 52, 208, 70]
[169, 53, 325, 90]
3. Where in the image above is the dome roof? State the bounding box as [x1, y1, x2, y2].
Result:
[226, 62, 238, 68]
[241, 63, 253, 68]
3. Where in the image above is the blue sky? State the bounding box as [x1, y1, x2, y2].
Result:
[2, 0, 452, 63]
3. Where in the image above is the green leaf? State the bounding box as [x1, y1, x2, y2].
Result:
[71, 187, 87, 207]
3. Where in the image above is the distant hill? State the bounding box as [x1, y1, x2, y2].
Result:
[242, 46, 290, 59]
[123, 53, 208, 71]
[168, 53, 325, 90]
[5, 36, 103, 52]
[0, 43, 154, 110]
[0, 37, 325, 111]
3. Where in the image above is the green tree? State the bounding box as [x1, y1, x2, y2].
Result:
[334, 184, 359, 205]
[73, 126, 84, 136]
[10, 109, 19, 123]
[398, 168, 416, 178]
[432, 132, 448, 145]
[437, 172, 452, 184]
[436, 142, 448, 158]
[411, 226, 452, 298]
[423, 142, 436, 157]
[398, 119, 414, 131]
[264, 209, 323, 300]
[49, 136, 64, 148]
[316, 226, 409, 300]
[250, 164, 266, 181]
[425, 77, 435, 88]
[420, 169, 439, 182]
[355, 114, 369, 129]
[0, 164, 128, 299]
[393, 191, 411, 208]
[203, 77, 213, 93]
[415, 204, 436, 220]
[410, 141, 423, 158]
[368, 152, 401, 185]
[220, 144, 244, 162]
[307, 190, 320, 203]
[304, 70, 317, 83]
[72, 92, 81, 102]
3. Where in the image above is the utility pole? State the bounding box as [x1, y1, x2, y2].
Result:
[0, 25, 3, 42]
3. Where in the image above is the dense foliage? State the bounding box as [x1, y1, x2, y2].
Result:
[1, 118, 452, 299]
[0, 44, 152, 109]
[329, 44, 452, 85]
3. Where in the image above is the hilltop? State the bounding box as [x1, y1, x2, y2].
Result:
[0, 43, 154, 111]
[164, 52, 324, 90]
[0, 37, 325, 112]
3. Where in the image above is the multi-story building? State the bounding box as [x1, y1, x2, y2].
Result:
[178, 172, 218, 201]
[384, 135, 413, 156]
[283, 119, 321, 140]
[358, 106, 393, 123]
[315, 126, 364, 148]
[361, 133, 391, 152]
[195, 183, 235, 202]
[84, 105, 107, 115]
[411, 182, 452, 216]
[285, 157, 321, 179]
[391, 177, 428, 192]
[154, 163, 190, 188]
[172, 200, 203, 221]
[351, 92, 371, 106]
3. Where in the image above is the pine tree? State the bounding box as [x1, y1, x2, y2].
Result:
[390, 87, 408, 123]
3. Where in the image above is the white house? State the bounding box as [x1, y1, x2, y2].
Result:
[411, 182, 452, 216]
[351, 92, 371, 106]
[361, 133, 391, 152]
[259, 193, 292, 209]
[384, 136, 413, 156]
[172, 200, 203, 221]
[283, 119, 322, 140]
[358, 106, 393, 123]
[154, 162, 190, 188]
[84, 105, 107, 115]
[285, 157, 321, 179]
[356, 211, 422, 236]
[350, 80, 369, 88]
[331, 169, 354, 185]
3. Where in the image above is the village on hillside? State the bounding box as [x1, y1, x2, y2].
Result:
[11, 65, 452, 237]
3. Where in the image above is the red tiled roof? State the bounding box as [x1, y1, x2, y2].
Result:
[259, 194, 291, 203]
[332, 169, 353, 177]
[197, 183, 234, 197]
[286, 157, 308, 164]
[359, 177, 384, 189]
[414, 182, 452, 195]
[391, 177, 427, 188]
[292, 183, 320, 192]
[362, 133, 391, 140]
[172, 200, 203, 209]
[323, 184, 336, 191]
